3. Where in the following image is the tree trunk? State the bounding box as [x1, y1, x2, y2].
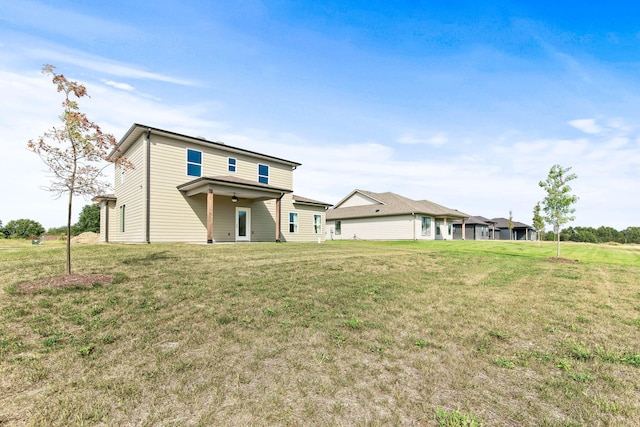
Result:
[556, 230, 561, 258]
[66, 190, 72, 275]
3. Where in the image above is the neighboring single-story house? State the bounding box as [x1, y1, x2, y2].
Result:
[490, 217, 536, 241]
[93, 124, 331, 243]
[452, 216, 496, 240]
[325, 189, 470, 241]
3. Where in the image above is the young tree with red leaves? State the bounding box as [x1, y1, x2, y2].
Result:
[28, 65, 130, 275]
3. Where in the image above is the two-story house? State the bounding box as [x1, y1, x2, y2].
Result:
[93, 124, 331, 243]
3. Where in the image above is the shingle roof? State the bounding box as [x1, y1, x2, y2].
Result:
[292, 195, 333, 207]
[177, 175, 292, 193]
[491, 217, 534, 229]
[110, 124, 302, 167]
[326, 190, 469, 220]
[475, 216, 497, 224]
[451, 215, 492, 226]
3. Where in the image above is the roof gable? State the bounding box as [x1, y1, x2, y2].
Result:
[333, 189, 384, 209]
[327, 190, 469, 220]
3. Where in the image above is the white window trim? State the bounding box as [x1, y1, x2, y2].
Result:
[313, 214, 322, 234]
[421, 217, 431, 236]
[228, 157, 237, 172]
[186, 148, 203, 177]
[258, 163, 269, 184]
[289, 212, 299, 233]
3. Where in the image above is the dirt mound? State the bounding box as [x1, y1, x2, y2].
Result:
[71, 232, 99, 244]
[16, 274, 113, 293]
[545, 257, 579, 264]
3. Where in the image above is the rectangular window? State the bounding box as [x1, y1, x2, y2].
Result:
[335, 220, 341, 235]
[187, 149, 202, 177]
[258, 164, 269, 184]
[313, 214, 322, 234]
[228, 157, 236, 172]
[119, 205, 125, 232]
[421, 217, 431, 236]
[289, 212, 298, 233]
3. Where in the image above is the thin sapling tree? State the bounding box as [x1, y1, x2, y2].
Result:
[538, 164, 578, 258]
[532, 202, 545, 246]
[28, 65, 130, 275]
[508, 209, 514, 240]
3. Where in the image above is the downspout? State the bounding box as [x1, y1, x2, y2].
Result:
[275, 193, 284, 242]
[145, 128, 151, 244]
[104, 201, 109, 243]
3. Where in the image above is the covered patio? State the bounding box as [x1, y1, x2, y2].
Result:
[177, 176, 292, 243]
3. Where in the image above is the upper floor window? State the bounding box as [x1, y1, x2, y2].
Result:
[289, 212, 298, 233]
[187, 149, 202, 177]
[228, 157, 236, 172]
[258, 164, 269, 184]
[313, 214, 322, 234]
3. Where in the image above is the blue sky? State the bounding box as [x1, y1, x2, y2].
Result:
[1, 0, 639, 230]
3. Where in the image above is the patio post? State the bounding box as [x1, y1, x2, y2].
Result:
[207, 189, 214, 243]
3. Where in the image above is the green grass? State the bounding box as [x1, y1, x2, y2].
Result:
[1, 239, 639, 425]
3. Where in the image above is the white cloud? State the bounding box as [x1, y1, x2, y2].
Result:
[101, 79, 135, 91]
[1, 0, 145, 43]
[25, 47, 199, 86]
[397, 131, 448, 146]
[569, 118, 602, 134]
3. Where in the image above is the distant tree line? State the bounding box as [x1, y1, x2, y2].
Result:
[542, 226, 640, 244]
[1, 204, 100, 239]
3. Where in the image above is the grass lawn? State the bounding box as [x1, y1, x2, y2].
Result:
[1, 239, 639, 426]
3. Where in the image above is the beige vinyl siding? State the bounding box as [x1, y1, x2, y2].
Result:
[98, 202, 107, 243]
[212, 198, 243, 242]
[250, 200, 277, 242]
[98, 200, 117, 243]
[196, 143, 293, 190]
[147, 135, 287, 242]
[339, 192, 380, 208]
[416, 215, 435, 240]
[326, 215, 417, 240]
[148, 135, 208, 242]
[106, 201, 117, 242]
[281, 195, 327, 242]
[228, 158, 292, 190]
[112, 136, 146, 243]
